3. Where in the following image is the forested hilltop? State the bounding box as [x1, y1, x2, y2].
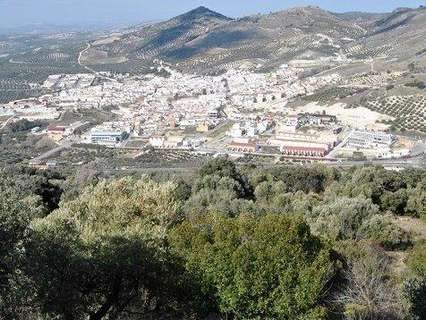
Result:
[1, 160, 426, 320]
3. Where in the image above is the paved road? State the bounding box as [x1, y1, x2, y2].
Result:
[327, 156, 424, 169]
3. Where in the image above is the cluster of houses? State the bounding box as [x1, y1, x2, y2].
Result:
[2, 63, 404, 162]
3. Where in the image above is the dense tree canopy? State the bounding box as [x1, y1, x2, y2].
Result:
[0, 188, 43, 317]
[171, 214, 336, 319]
[0, 160, 425, 320]
[24, 178, 199, 320]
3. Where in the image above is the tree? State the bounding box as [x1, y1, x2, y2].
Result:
[0, 165, 61, 318]
[25, 178, 197, 320]
[380, 189, 408, 215]
[171, 214, 336, 319]
[264, 164, 339, 194]
[324, 166, 415, 215]
[199, 157, 253, 199]
[406, 187, 426, 219]
[0, 184, 44, 318]
[0, 166, 63, 213]
[184, 159, 255, 217]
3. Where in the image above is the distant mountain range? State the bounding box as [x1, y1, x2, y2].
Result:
[81, 5, 426, 74]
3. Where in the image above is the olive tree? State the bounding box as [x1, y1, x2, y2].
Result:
[25, 178, 197, 320]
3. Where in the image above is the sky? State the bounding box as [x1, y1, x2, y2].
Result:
[0, 0, 425, 30]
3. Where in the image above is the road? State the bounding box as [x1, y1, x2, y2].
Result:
[0, 116, 15, 130]
[78, 43, 117, 82]
[32, 142, 72, 162]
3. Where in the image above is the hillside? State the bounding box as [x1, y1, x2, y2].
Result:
[81, 6, 370, 73]
[78, 5, 426, 75]
[81, 7, 231, 70]
[367, 7, 426, 62]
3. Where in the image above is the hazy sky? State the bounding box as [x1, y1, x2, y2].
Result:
[0, 0, 424, 29]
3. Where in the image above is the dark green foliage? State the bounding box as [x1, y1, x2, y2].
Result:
[185, 158, 256, 217]
[405, 241, 426, 319]
[0, 170, 45, 318]
[0, 166, 64, 212]
[25, 229, 195, 320]
[1, 160, 426, 319]
[24, 178, 200, 320]
[171, 213, 335, 319]
[4, 119, 45, 133]
[405, 278, 426, 319]
[199, 157, 253, 199]
[255, 164, 339, 194]
[406, 178, 426, 219]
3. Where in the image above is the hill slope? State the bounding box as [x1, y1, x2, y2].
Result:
[82, 5, 426, 74]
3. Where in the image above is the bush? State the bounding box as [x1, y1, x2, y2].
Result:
[404, 278, 426, 320]
[171, 214, 336, 319]
[358, 215, 411, 250]
[24, 178, 197, 319]
[310, 197, 379, 241]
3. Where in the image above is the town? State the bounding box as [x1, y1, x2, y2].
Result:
[0, 61, 423, 170]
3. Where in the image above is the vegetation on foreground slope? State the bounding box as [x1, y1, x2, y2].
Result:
[0, 160, 426, 319]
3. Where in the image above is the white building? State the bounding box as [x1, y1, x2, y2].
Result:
[346, 130, 395, 149]
[164, 136, 184, 148]
[279, 116, 300, 133]
[149, 136, 165, 148]
[90, 123, 128, 145]
[229, 123, 244, 138]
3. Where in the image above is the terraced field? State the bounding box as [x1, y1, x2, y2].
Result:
[132, 150, 210, 167]
[0, 59, 84, 103]
[0, 79, 46, 103]
[344, 72, 404, 87]
[84, 6, 370, 75]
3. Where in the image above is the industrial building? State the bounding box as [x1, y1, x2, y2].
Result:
[90, 124, 128, 145]
[228, 138, 259, 153]
[279, 141, 331, 157]
[346, 130, 395, 149]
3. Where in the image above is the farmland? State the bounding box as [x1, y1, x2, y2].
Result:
[362, 95, 426, 133]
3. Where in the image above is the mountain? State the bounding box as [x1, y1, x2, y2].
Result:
[175, 6, 231, 22]
[81, 6, 231, 70]
[81, 5, 426, 74]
